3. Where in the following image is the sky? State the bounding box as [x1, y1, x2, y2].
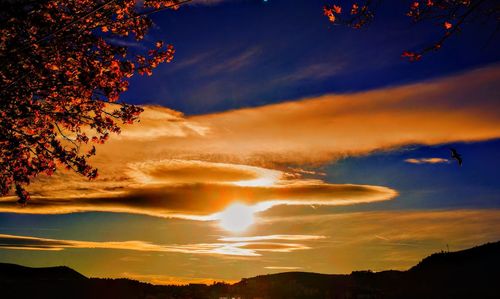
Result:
[1, 0, 500, 284]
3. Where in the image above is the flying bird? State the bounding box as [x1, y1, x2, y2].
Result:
[449, 148, 462, 166]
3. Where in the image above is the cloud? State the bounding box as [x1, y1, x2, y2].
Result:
[104, 38, 147, 50]
[203, 47, 261, 75]
[275, 63, 345, 84]
[218, 234, 326, 242]
[0, 233, 320, 257]
[0, 175, 396, 220]
[115, 106, 209, 140]
[3, 64, 500, 220]
[115, 65, 500, 166]
[88, 64, 500, 166]
[405, 158, 450, 164]
[167, 47, 260, 78]
[260, 209, 500, 272]
[126, 159, 281, 185]
[287, 168, 327, 177]
[184, 65, 500, 164]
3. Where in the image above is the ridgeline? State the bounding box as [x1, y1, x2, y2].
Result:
[1, 241, 499, 298]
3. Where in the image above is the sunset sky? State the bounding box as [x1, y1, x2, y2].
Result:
[1, 0, 500, 284]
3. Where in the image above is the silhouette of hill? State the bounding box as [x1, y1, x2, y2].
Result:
[1, 241, 499, 298]
[0, 263, 86, 281]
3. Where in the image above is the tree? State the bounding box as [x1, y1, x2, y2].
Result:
[323, 0, 500, 61]
[0, 0, 192, 203]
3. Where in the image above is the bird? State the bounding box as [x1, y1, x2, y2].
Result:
[449, 148, 462, 166]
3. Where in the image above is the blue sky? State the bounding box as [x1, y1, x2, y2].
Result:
[123, 0, 500, 113]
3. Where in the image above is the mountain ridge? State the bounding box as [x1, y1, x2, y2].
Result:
[1, 241, 499, 298]
[0, 262, 86, 281]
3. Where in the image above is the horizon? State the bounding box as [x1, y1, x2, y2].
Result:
[3, 239, 498, 286]
[1, 0, 500, 286]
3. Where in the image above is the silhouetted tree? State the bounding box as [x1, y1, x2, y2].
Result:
[0, 0, 191, 202]
[324, 0, 500, 61]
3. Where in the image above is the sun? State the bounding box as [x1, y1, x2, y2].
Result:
[218, 203, 255, 233]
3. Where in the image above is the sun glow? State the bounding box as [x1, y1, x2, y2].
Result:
[218, 203, 255, 233]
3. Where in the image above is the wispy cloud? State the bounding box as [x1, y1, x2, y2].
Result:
[186, 65, 500, 164]
[2, 210, 499, 275]
[0, 233, 321, 257]
[104, 37, 147, 50]
[261, 209, 500, 271]
[126, 159, 280, 185]
[2, 65, 500, 220]
[275, 62, 345, 84]
[0, 178, 396, 220]
[405, 158, 450, 164]
[203, 47, 261, 75]
[167, 47, 261, 77]
[219, 235, 326, 242]
[114, 105, 209, 140]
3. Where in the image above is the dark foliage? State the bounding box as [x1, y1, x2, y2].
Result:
[324, 0, 500, 61]
[0, 0, 186, 202]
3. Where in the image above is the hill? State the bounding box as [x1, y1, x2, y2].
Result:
[0, 263, 86, 281]
[1, 241, 499, 298]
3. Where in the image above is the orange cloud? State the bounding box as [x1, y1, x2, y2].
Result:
[0, 179, 396, 220]
[3, 65, 499, 220]
[0, 233, 322, 257]
[126, 159, 281, 186]
[74, 64, 500, 172]
[183, 65, 500, 164]
[405, 158, 450, 164]
[258, 209, 500, 272]
[218, 235, 326, 242]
